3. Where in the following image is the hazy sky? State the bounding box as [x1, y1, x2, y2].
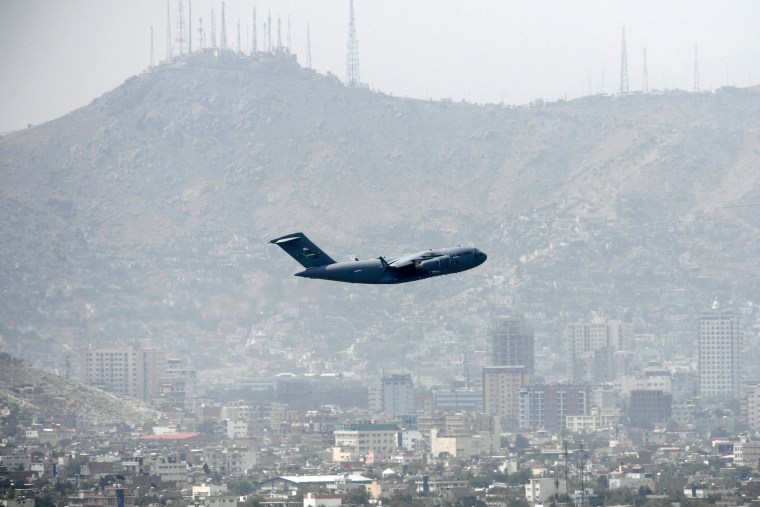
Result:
[1, 0, 759, 133]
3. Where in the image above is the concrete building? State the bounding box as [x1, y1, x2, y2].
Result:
[742, 382, 760, 431]
[482, 365, 530, 423]
[628, 390, 672, 429]
[734, 439, 760, 470]
[430, 428, 499, 458]
[565, 407, 619, 432]
[525, 477, 566, 504]
[303, 493, 342, 507]
[698, 300, 742, 402]
[81, 347, 165, 401]
[158, 358, 197, 410]
[519, 385, 589, 431]
[148, 457, 188, 486]
[608, 466, 656, 490]
[223, 419, 248, 439]
[258, 475, 372, 493]
[489, 314, 534, 375]
[433, 389, 483, 413]
[380, 374, 414, 419]
[565, 318, 631, 383]
[333, 423, 399, 456]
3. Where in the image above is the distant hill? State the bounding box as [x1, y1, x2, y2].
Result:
[2, 51, 759, 380]
[0, 355, 157, 426]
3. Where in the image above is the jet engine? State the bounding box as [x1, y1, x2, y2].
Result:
[418, 255, 451, 272]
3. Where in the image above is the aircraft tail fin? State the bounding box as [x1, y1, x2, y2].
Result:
[269, 232, 336, 268]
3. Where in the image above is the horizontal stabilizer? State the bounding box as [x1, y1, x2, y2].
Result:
[270, 232, 336, 268]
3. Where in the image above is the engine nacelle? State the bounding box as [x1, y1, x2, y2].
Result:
[418, 255, 451, 272]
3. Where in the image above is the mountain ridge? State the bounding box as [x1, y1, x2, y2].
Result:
[1, 52, 759, 379]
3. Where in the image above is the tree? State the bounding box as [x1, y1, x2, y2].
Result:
[241, 495, 264, 507]
[34, 496, 54, 507]
[196, 419, 217, 436]
[342, 487, 370, 506]
[513, 434, 530, 450]
[227, 479, 255, 496]
[507, 468, 532, 486]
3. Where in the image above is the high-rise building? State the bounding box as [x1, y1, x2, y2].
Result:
[698, 300, 742, 402]
[381, 373, 414, 419]
[565, 318, 631, 383]
[489, 314, 534, 375]
[741, 382, 760, 431]
[482, 365, 530, 423]
[81, 347, 165, 401]
[158, 358, 198, 410]
[628, 389, 672, 429]
[518, 384, 590, 431]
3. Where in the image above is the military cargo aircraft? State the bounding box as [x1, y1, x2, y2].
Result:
[270, 232, 487, 284]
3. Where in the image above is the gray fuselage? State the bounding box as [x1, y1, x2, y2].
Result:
[295, 246, 487, 284]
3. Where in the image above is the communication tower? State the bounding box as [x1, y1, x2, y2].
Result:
[619, 26, 629, 94]
[177, 0, 185, 56]
[198, 18, 204, 49]
[211, 8, 217, 48]
[693, 45, 700, 92]
[188, 0, 192, 52]
[267, 11, 272, 52]
[220, 1, 228, 50]
[306, 22, 312, 68]
[166, 0, 172, 61]
[579, 442, 587, 506]
[642, 47, 649, 93]
[287, 16, 292, 53]
[252, 7, 258, 53]
[150, 26, 155, 68]
[345, 0, 360, 86]
[237, 18, 241, 53]
[277, 16, 282, 50]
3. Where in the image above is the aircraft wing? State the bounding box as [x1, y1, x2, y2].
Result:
[388, 250, 442, 268]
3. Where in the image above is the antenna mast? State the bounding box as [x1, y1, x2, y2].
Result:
[287, 16, 292, 53]
[252, 7, 258, 54]
[177, 0, 185, 56]
[220, 1, 228, 50]
[346, 0, 360, 86]
[150, 26, 155, 68]
[306, 22, 312, 68]
[579, 442, 586, 506]
[267, 11, 272, 52]
[642, 47, 649, 93]
[166, 0, 172, 61]
[198, 18, 204, 49]
[619, 26, 629, 94]
[237, 18, 241, 53]
[277, 16, 282, 50]
[188, 0, 192, 52]
[693, 45, 700, 92]
[211, 8, 217, 48]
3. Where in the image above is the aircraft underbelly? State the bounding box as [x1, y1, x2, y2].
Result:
[325, 260, 386, 283]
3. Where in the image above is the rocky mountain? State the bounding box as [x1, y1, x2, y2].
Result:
[1, 51, 759, 382]
[0, 355, 157, 426]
